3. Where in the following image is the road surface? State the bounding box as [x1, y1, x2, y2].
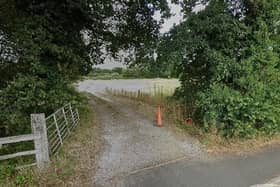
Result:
[119, 146, 280, 187]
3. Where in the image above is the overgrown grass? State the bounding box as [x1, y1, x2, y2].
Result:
[0, 94, 102, 186]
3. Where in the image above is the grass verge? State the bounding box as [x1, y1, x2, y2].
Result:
[0, 94, 102, 187]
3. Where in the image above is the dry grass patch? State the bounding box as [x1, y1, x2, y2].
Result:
[202, 133, 280, 156]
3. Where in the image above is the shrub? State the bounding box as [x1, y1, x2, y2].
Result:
[196, 46, 280, 138]
[0, 75, 83, 136]
[160, 0, 280, 138]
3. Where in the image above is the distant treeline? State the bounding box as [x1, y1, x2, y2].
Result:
[87, 66, 176, 80]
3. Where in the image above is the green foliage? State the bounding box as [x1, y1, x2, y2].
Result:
[122, 67, 152, 78]
[0, 164, 16, 182]
[158, 0, 280, 138]
[15, 174, 33, 186]
[112, 67, 123, 74]
[0, 162, 34, 186]
[133, 59, 176, 78]
[196, 44, 280, 138]
[87, 66, 172, 80]
[0, 75, 83, 136]
[0, 0, 170, 137]
[0, 0, 172, 184]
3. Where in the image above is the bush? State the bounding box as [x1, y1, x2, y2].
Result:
[196, 46, 280, 138]
[0, 75, 83, 137]
[161, 1, 280, 138]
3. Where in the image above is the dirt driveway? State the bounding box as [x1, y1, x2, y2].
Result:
[90, 95, 204, 187]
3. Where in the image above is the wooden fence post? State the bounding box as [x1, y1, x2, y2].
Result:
[31, 114, 50, 169]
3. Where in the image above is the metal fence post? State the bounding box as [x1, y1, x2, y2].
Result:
[62, 108, 71, 134]
[31, 113, 50, 170]
[69, 104, 75, 125]
[75, 109, 80, 122]
[53, 114, 63, 145]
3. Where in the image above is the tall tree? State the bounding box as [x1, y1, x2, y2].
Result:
[157, 0, 280, 137]
[0, 0, 170, 136]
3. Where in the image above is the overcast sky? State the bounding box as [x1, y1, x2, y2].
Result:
[97, 0, 183, 69]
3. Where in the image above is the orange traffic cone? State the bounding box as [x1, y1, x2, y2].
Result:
[156, 106, 163, 127]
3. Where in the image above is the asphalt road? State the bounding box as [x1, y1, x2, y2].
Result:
[120, 146, 280, 187]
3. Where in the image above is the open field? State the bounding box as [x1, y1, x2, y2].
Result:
[77, 78, 180, 97]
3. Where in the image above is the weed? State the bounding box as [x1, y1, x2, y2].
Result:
[15, 173, 33, 186]
[0, 164, 16, 182]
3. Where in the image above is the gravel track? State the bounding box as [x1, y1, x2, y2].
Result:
[91, 95, 204, 187]
[78, 80, 280, 187]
